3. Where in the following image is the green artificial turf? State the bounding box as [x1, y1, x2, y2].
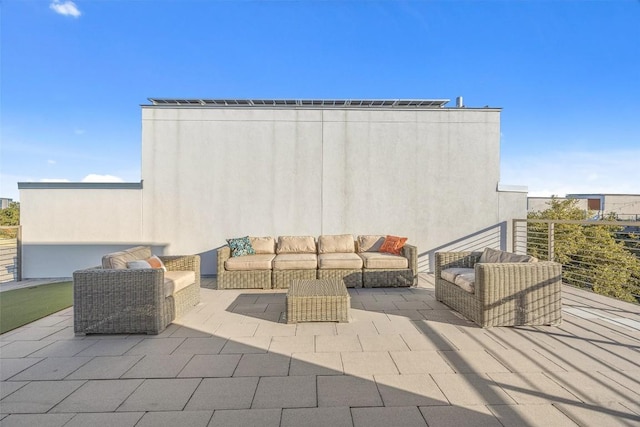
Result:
[0, 281, 73, 334]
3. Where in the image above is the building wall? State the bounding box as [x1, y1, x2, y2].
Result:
[141, 105, 520, 275]
[528, 194, 640, 219]
[598, 194, 640, 218]
[527, 197, 589, 213]
[19, 103, 527, 278]
[19, 185, 145, 277]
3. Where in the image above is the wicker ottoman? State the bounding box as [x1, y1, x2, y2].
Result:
[287, 278, 350, 323]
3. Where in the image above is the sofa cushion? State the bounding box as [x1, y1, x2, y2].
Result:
[441, 267, 474, 283]
[479, 247, 537, 263]
[102, 246, 152, 269]
[379, 235, 408, 255]
[318, 252, 363, 269]
[359, 252, 408, 269]
[250, 236, 276, 254]
[357, 235, 386, 253]
[164, 271, 196, 298]
[127, 260, 152, 269]
[227, 236, 256, 257]
[225, 254, 275, 271]
[454, 271, 476, 294]
[318, 234, 355, 254]
[276, 236, 316, 254]
[273, 253, 318, 270]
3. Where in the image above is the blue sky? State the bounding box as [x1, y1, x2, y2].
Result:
[2, 0, 639, 202]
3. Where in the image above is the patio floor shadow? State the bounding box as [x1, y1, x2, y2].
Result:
[1, 275, 639, 426]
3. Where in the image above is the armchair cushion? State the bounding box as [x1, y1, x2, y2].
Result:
[480, 247, 537, 263]
[164, 271, 196, 297]
[102, 246, 152, 269]
[453, 271, 476, 293]
[441, 267, 473, 283]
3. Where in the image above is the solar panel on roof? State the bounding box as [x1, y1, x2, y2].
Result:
[148, 98, 451, 108]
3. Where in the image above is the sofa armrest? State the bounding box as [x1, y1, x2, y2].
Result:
[217, 246, 231, 277]
[401, 244, 418, 276]
[73, 267, 167, 333]
[474, 261, 563, 306]
[160, 255, 201, 287]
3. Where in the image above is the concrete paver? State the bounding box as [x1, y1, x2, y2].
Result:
[281, 407, 353, 427]
[185, 377, 258, 410]
[116, 378, 201, 412]
[351, 406, 428, 427]
[2, 277, 639, 426]
[50, 379, 143, 413]
[317, 375, 383, 407]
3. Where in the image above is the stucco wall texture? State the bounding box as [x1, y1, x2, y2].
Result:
[20, 103, 527, 277]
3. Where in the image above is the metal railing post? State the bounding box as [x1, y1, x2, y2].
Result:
[548, 222, 555, 262]
[17, 226, 22, 281]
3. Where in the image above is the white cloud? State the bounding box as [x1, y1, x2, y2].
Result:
[49, 1, 81, 18]
[501, 149, 640, 197]
[47, 159, 57, 165]
[82, 174, 124, 183]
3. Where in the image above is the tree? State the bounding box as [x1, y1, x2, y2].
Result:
[528, 197, 640, 303]
[0, 201, 20, 239]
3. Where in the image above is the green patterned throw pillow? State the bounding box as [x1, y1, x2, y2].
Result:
[227, 236, 256, 257]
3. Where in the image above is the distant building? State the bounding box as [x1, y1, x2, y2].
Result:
[528, 194, 640, 220]
[0, 198, 13, 209]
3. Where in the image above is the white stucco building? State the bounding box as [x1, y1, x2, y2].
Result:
[19, 98, 527, 278]
[528, 194, 640, 220]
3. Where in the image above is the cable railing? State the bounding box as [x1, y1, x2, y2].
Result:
[513, 219, 640, 304]
[0, 226, 21, 283]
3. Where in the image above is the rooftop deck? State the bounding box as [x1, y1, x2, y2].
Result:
[1, 276, 639, 426]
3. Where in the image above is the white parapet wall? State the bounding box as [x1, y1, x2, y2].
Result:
[19, 100, 528, 277]
[18, 183, 146, 278]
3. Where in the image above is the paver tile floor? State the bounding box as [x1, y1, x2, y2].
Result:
[1, 275, 639, 426]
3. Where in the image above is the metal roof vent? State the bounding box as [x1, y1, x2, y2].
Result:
[456, 96, 464, 108]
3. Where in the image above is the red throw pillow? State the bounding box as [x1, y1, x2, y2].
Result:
[379, 235, 408, 255]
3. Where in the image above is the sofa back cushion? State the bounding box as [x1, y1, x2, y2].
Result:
[102, 246, 152, 269]
[250, 237, 276, 254]
[479, 247, 537, 263]
[357, 235, 386, 253]
[318, 234, 355, 254]
[276, 236, 317, 254]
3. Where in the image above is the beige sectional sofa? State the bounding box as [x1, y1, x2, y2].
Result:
[73, 246, 200, 335]
[217, 234, 417, 289]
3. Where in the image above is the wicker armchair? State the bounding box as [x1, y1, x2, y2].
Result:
[73, 252, 200, 335]
[435, 251, 562, 327]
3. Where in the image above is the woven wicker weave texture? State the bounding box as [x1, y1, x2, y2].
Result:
[73, 254, 200, 335]
[287, 278, 350, 324]
[434, 251, 562, 327]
